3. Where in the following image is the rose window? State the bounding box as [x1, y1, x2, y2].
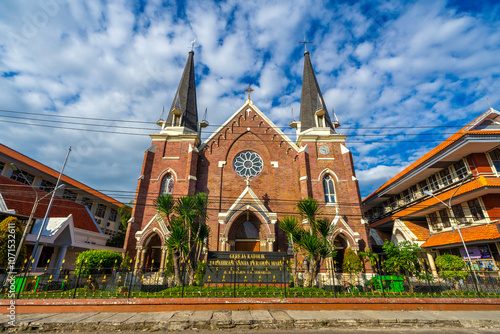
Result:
[233, 151, 263, 177]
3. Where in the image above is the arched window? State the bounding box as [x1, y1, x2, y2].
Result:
[323, 174, 336, 203]
[161, 173, 174, 195]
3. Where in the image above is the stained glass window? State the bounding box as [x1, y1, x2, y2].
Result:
[233, 151, 263, 178]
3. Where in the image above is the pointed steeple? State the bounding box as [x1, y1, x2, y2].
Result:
[165, 51, 198, 132]
[299, 51, 335, 132]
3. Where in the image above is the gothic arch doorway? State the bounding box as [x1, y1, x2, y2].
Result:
[332, 234, 348, 273]
[144, 233, 162, 271]
[228, 211, 263, 252]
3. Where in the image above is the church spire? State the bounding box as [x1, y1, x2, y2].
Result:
[165, 50, 198, 132]
[299, 51, 335, 132]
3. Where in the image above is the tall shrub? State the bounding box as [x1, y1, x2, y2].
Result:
[75, 249, 123, 275]
[0, 217, 26, 269]
[435, 254, 468, 289]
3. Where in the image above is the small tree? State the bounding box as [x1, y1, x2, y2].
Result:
[0, 217, 26, 269]
[435, 254, 468, 289]
[343, 247, 363, 289]
[382, 241, 422, 293]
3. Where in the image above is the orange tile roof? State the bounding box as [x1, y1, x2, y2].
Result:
[421, 223, 500, 248]
[0, 176, 99, 233]
[363, 109, 500, 202]
[0, 144, 123, 208]
[402, 220, 430, 241]
[369, 176, 500, 227]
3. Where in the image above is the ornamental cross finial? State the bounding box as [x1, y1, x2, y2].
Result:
[244, 85, 254, 100]
[190, 39, 196, 51]
[298, 35, 313, 52]
[245, 176, 251, 187]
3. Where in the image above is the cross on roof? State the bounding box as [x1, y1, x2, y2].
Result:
[298, 36, 313, 52]
[244, 85, 254, 100]
[190, 39, 196, 51]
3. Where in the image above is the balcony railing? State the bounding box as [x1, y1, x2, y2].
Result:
[367, 167, 471, 222]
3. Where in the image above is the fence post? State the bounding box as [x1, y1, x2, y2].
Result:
[375, 258, 386, 298]
[72, 262, 84, 299]
[283, 257, 287, 299]
[331, 260, 336, 298]
[233, 260, 236, 298]
[127, 268, 134, 298]
[422, 259, 434, 298]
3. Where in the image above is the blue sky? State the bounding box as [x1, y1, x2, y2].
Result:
[0, 0, 499, 203]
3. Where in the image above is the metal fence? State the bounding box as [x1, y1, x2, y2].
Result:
[1, 261, 499, 299]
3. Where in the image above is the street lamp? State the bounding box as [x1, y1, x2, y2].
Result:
[9, 163, 65, 267]
[423, 173, 480, 290]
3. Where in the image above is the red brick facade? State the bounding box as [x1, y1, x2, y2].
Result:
[124, 101, 369, 264]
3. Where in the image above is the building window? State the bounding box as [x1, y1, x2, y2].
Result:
[428, 212, 439, 229]
[467, 199, 485, 221]
[161, 173, 175, 195]
[438, 209, 451, 228]
[323, 174, 336, 203]
[453, 160, 468, 180]
[489, 148, 500, 173]
[39, 179, 55, 192]
[439, 168, 452, 187]
[62, 189, 78, 202]
[233, 151, 264, 178]
[0, 162, 4, 174]
[452, 204, 466, 224]
[428, 175, 439, 191]
[10, 169, 35, 185]
[418, 180, 428, 196]
[109, 209, 118, 222]
[95, 204, 107, 218]
[82, 197, 93, 210]
[402, 189, 410, 204]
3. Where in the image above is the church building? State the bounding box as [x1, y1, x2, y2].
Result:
[123, 49, 369, 271]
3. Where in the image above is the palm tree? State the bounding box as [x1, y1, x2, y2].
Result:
[358, 248, 379, 273]
[155, 192, 209, 286]
[166, 222, 188, 286]
[154, 194, 175, 225]
[297, 198, 321, 234]
[298, 233, 323, 287]
[279, 216, 301, 286]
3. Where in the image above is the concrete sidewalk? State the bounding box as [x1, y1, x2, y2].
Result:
[4, 310, 500, 332]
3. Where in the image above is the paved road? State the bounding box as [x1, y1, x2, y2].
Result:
[4, 310, 500, 332]
[34, 329, 500, 334]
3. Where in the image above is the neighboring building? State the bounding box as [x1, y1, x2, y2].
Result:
[0, 144, 124, 236]
[363, 108, 500, 277]
[124, 50, 369, 272]
[0, 145, 125, 274]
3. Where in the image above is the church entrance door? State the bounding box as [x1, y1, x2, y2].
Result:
[233, 219, 260, 252]
[235, 240, 260, 252]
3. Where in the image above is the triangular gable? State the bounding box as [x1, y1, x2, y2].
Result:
[135, 213, 169, 244]
[369, 229, 385, 246]
[27, 215, 75, 245]
[466, 108, 500, 131]
[0, 193, 15, 214]
[391, 219, 428, 246]
[219, 185, 277, 236]
[200, 100, 299, 152]
[331, 214, 361, 250]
